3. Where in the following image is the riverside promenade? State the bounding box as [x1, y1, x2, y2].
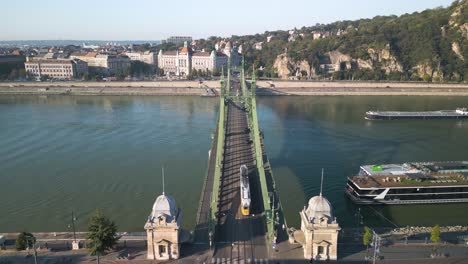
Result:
[1, 228, 468, 263]
[0, 80, 467, 96]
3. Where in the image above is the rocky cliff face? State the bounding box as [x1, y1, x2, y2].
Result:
[413, 61, 444, 80]
[328, 50, 352, 70]
[273, 54, 293, 79]
[273, 53, 315, 79]
[448, 1, 467, 61]
[273, 45, 403, 79]
[452, 42, 464, 61]
[367, 45, 403, 73]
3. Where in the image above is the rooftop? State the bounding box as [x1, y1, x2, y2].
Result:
[193, 52, 210, 57]
[351, 161, 468, 188]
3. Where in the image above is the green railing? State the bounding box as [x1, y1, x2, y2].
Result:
[241, 64, 275, 243]
[210, 59, 286, 246]
[209, 69, 227, 237]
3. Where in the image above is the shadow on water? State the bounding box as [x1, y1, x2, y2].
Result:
[257, 96, 468, 229]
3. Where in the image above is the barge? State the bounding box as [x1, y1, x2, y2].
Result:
[366, 108, 468, 120]
[345, 161, 468, 205]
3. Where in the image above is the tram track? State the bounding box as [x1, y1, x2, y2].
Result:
[215, 78, 262, 263]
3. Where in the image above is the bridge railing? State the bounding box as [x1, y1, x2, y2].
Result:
[243, 65, 289, 246]
[242, 66, 278, 244]
[209, 67, 228, 239]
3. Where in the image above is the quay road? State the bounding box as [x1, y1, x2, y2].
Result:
[212, 77, 269, 263]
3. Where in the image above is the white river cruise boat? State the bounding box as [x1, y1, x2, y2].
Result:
[345, 161, 468, 205]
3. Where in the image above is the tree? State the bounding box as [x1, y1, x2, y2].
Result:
[9, 69, 18, 80]
[15, 232, 35, 251]
[430, 225, 441, 243]
[363, 226, 373, 251]
[115, 70, 126, 81]
[422, 73, 432, 82]
[157, 68, 165, 77]
[18, 68, 27, 79]
[87, 210, 120, 263]
[40, 74, 50, 82]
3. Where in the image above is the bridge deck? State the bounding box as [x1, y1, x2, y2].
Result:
[193, 71, 289, 261]
[214, 79, 268, 261]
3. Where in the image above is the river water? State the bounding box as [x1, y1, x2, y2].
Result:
[0, 95, 467, 232]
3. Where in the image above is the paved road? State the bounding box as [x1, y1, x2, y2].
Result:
[214, 78, 268, 263]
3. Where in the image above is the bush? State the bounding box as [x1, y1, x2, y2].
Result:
[430, 225, 441, 243]
[422, 73, 432, 82]
[15, 232, 35, 251]
[363, 226, 373, 249]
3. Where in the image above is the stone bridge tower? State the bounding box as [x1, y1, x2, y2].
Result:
[299, 193, 340, 260]
[144, 192, 182, 260]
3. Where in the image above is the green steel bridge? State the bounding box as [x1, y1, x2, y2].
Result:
[194, 59, 288, 262]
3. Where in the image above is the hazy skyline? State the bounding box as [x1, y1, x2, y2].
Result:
[1, 0, 456, 41]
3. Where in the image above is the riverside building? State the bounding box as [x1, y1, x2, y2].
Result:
[163, 36, 193, 46]
[125, 51, 158, 66]
[24, 58, 88, 80]
[70, 52, 131, 75]
[158, 42, 240, 77]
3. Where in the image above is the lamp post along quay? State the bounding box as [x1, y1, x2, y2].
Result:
[69, 211, 79, 250]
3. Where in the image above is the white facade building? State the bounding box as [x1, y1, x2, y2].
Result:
[25, 58, 88, 80]
[158, 42, 232, 76]
[192, 51, 216, 72]
[125, 51, 157, 66]
[70, 53, 131, 75]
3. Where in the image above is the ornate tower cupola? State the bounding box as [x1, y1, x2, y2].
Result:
[145, 170, 183, 262]
[298, 170, 340, 260]
[145, 192, 182, 260]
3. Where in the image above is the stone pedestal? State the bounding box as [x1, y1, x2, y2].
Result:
[72, 241, 80, 250]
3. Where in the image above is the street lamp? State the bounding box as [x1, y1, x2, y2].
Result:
[68, 211, 79, 250]
[209, 231, 213, 249]
[372, 230, 381, 264]
[25, 236, 37, 264]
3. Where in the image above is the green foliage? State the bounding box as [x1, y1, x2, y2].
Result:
[430, 225, 441, 243]
[363, 226, 373, 247]
[86, 210, 120, 256]
[422, 73, 432, 82]
[234, 0, 466, 81]
[157, 68, 165, 77]
[189, 68, 213, 80]
[0, 61, 25, 80]
[115, 69, 128, 81]
[40, 75, 50, 82]
[129, 61, 153, 78]
[212, 68, 221, 77]
[15, 232, 35, 251]
[84, 72, 103, 81]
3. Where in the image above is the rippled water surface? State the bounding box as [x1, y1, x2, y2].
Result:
[0, 95, 467, 232]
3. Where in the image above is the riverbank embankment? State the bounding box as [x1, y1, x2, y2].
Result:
[256, 80, 468, 96]
[0, 80, 219, 96]
[0, 80, 467, 96]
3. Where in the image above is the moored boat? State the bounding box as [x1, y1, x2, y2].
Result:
[345, 161, 468, 205]
[365, 108, 468, 120]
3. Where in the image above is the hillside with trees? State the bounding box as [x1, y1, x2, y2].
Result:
[232, 0, 466, 82]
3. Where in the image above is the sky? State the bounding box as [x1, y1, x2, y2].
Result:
[1, 0, 457, 41]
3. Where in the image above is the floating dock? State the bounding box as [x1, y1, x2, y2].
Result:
[366, 108, 468, 120]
